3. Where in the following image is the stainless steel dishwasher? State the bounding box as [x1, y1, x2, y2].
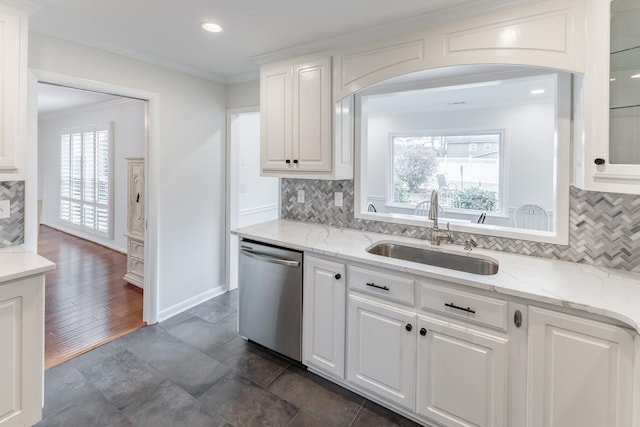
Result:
[238, 239, 303, 361]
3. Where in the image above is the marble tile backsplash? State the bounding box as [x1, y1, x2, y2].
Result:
[0, 181, 25, 247]
[281, 179, 640, 272]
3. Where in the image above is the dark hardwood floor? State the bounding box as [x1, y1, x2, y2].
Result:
[38, 225, 145, 369]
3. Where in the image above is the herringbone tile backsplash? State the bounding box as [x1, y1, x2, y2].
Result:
[0, 181, 25, 247]
[281, 179, 640, 272]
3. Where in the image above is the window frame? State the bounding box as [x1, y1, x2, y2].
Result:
[59, 122, 114, 239]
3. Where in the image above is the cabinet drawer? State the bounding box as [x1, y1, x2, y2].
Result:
[129, 257, 144, 277]
[128, 239, 144, 259]
[418, 281, 507, 331]
[348, 266, 414, 306]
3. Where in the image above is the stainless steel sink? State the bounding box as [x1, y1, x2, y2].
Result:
[366, 242, 499, 275]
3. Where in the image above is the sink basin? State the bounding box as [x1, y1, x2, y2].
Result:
[366, 242, 499, 275]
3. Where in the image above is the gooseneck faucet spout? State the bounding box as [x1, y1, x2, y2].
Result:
[428, 189, 453, 246]
[428, 190, 439, 229]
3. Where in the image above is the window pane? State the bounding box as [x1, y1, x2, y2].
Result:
[392, 133, 501, 213]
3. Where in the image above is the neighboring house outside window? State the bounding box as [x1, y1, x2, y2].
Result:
[59, 123, 113, 238]
[391, 132, 503, 214]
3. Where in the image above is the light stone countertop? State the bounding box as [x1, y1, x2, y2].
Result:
[0, 246, 56, 284]
[233, 219, 640, 333]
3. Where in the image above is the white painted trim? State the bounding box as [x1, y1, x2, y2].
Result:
[225, 106, 260, 292]
[25, 72, 38, 251]
[157, 285, 226, 322]
[239, 204, 279, 217]
[29, 68, 160, 324]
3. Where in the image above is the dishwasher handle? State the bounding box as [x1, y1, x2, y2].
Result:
[240, 248, 300, 267]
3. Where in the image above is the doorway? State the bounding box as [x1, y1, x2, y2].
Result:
[227, 109, 279, 290]
[36, 82, 147, 368]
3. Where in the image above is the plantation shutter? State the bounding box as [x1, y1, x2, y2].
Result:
[59, 123, 113, 237]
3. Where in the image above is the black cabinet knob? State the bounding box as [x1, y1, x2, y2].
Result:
[514, 310, 523, 328]
[594, 158, 605, 165]
[285, 159, 291, 164]
[405, 324, 413, 332]
[293, 159, 299, 164]
[420, 328, 427, 336]
[334, 273, 341, 280]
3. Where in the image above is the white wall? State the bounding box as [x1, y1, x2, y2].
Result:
[227, 80, 259, 109]
[29, 33, 227, 319]
[38, 98, 145, 252]
[365, 103, 556, 214]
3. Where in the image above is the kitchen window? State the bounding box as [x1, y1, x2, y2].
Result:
[391, 132, 503, 214]
[59, 123, 113, 238]
[356, 66, 571, 243]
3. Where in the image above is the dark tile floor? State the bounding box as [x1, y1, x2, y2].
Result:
[36, 290, 424, 427]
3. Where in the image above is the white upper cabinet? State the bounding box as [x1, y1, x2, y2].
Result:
[260, 55, 352, 179]
[0, 4, 27, 172]
[576, 0, 640, 193]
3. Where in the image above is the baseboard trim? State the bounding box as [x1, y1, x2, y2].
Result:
[157, 285, 227, 322]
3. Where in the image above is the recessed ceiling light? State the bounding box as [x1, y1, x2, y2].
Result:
[530, 89, 545, 95]
[631, 74, 640, 79]
[202, 22, 223, 33]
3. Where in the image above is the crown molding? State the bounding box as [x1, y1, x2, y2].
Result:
[0, 0, 43, 14]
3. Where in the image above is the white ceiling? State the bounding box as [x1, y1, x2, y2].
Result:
[29, 0, 532, 83]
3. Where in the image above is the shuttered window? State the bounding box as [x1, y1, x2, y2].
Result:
[60, 123, 113, 238]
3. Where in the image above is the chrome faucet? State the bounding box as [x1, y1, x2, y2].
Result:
[428, 190, 453, 246]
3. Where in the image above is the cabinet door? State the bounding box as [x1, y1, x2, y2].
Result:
[0, 7, 25, 171]
[0, 275, 44, 427]
[261, 62, 293, 171]
[292, 57, 332, 172]
[303, 256, 346, 378]
[416, 315, 508, 427]
[347, 294, 416, 409]
[528, 307, 635, 427]
[128, 160, 145, 238]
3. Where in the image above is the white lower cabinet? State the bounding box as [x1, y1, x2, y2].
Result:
[528, 306, 635, 427]
[347, 294, 416, 410]
[416, 315, 509, 427]
[303, 255, 346, 378]
[301, 256, 638, 427]
[0, 275, 44, 427]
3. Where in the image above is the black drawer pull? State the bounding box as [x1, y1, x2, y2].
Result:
[366, 282, 390, 291]
[405, 324, 413, 332]
[334, 273, 341, 280]
[445, 302, 476, 314]
[420, 328, 427, 336]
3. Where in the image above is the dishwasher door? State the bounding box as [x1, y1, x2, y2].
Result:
[238, 240, 303, 361]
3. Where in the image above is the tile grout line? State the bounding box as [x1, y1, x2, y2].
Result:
[348, 400, 366, 427]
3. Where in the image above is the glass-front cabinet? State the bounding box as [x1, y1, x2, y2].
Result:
[609, 0, 640, 165]
[579, 0, 640, 193]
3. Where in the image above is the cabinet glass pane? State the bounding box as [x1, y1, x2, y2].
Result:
[609, 0, 640, 164]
